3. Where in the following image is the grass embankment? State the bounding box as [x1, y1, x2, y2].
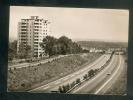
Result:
[105, 55, 127, 95]
[8, 53, 102, 91]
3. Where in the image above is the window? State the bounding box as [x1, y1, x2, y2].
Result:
[34, 29, 39, 32]
[21, 29, 27, 31]
[34, 38, 38, 40]
[21, 22, 26, 25]
[34, 23, 39, 25]
[21, 26, 27, 28]
[35, 19, 39, 22]
[21, 32, 26, 34]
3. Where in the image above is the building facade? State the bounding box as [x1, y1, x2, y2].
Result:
[17, 16, 50, 58]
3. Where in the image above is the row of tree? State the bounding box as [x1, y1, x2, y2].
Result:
[17, 43, 32, 59]
[58, 78, 81, 93]
[8, 40, 32, 61]
[83, 69, 99, 80]
[58, 68, 99, 93]
[9, 35, 85, 60]
[40, 36, 83, 57]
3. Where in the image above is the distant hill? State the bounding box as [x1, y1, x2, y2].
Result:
[77, 41, 128, 50]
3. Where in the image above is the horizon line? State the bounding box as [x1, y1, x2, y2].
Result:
[9, 37, 128, 43]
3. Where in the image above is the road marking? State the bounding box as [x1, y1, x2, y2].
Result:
[94, 55, 122, 94]
[72, 55, 115, 93]
[43, 86, 49, 90]
[54, 81, 61, 84]
[71, 74, 75, 77]
[29, 54, 106, 92]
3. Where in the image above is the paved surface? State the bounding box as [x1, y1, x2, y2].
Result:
[8, 55, 69, 69]
[29, 54, 111, 92]
[71, 54, 125, 95]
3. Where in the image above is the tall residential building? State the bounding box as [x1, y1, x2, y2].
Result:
[17, 16, 51, 58]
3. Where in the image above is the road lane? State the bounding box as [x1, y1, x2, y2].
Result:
[29, 54, 111, 92]
[94, 55, 125, 94]
[71, 55, 118, 93]
[71, 55, 124, 94]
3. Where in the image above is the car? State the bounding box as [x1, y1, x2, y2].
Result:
[107, 73, 111, 75]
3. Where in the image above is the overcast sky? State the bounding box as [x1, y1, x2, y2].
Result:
[9, 6, 129, 42]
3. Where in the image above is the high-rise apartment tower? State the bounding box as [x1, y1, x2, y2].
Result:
[17, 16, 50, 58]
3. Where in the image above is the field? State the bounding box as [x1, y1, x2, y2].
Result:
[8, 53, 102, 91]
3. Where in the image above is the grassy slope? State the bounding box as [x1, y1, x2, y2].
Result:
[8, 53, 102, 91]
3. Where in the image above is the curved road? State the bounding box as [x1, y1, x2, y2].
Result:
[71, 54, 125, 94]
[29, 54, 111, 92]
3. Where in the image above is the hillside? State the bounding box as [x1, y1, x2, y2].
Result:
[77, 41, 128, 50]
[8, 53, 102, 91]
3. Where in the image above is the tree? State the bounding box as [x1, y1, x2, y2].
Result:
[58, 36, 72, 54]
[8, 40, 18, 60]
[25, 45, 32, 58]
[66, 84, 70, 91]
[18, 42, 32, 59]
[40, 35, 83, 56]
[40, 36, 57, 57]
[76, 78, 81, 84]
[8, 48, 15, 61]
[88, 69, 95, 77]
[58, 86, 63, 93]
[62, 85, 67, 93]
[10, 40, 17, 49]
[83, 74, 88, 80]
[70, 81, 76, 88]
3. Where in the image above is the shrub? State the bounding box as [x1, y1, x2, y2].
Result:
[76, 78, 81, 84]
[58, 86, 63, 93]
[88, 69, 95, 77]
[70, 81, 76, 88]
[83, 74, 88, 80]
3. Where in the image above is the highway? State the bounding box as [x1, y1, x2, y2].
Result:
[29, 54, 111, 92]
[71, 54, 125, 94]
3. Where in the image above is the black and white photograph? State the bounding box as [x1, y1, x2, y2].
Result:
[8, 6, 129, 95]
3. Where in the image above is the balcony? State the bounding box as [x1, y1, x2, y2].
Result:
[34, 23, 39, 25]
[21, 29, 27, 32]
[21, 26, 27, 28]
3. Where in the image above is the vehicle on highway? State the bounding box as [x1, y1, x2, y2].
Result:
[107, 72, 111, 75]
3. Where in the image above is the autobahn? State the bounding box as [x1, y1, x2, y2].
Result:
[29, 54, 111, 92]
[71, 54, 125, 94]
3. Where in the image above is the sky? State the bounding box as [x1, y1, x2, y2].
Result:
[9, 6, 129, 42]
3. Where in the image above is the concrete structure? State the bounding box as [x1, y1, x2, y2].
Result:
[17, 16, 51, 58]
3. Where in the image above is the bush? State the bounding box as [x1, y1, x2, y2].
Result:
[94, 69, 99, 73]
[62, 85, 67, 93]
[58, 84, 71, 93]
[76, 78, 81, 84]
[83, 74, 88, 80]
[58, 86, 63, 93]
[70, 81, 76, 88]
[88, 69, 95, 77]
[66, 84, 70, 91]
